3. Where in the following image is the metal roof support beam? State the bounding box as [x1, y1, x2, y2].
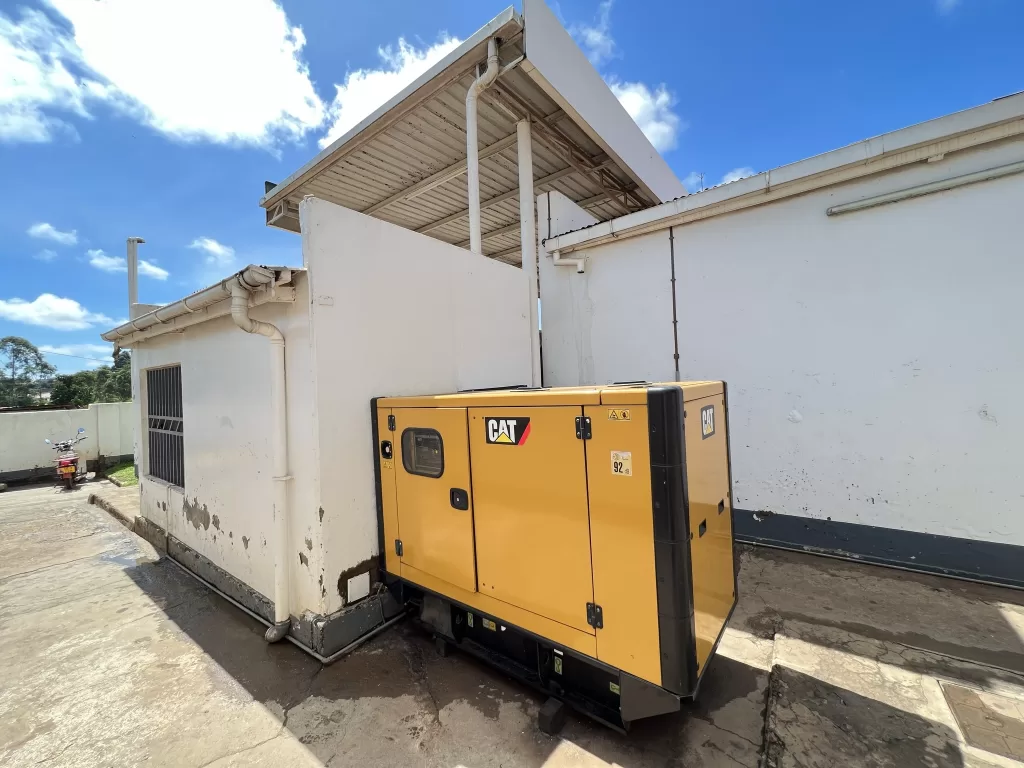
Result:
[363, 132, 518, 216]
[485, 85, 648, 211]
[517, 119, 541, 387]
[415, 160, 612, 235]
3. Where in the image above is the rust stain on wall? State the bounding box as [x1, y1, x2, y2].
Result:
[182, 497, 211, 531]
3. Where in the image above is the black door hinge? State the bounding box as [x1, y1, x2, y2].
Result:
[575, 416, 592, 440]
[387, 415, 395, 431]
[586, 602, 603, 629]
[395, 539, 403, 556]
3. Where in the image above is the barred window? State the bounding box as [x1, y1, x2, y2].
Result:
[147, 366, 184, 487]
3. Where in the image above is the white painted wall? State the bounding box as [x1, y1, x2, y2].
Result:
[540, 138, 1024, 545]
[134, 273, 321, 615]
[302, 197, 532, 613]
[0, 401, 133, 478]
[540, 193, 677, 386]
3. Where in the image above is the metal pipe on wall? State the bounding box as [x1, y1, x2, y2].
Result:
[126, 237, 144, 317]
[517, 119, 542, 387]
[229, 276, 293, 643]
[466, 38, 500, 255]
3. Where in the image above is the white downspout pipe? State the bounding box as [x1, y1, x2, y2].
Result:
[229, 278, 292, 642]
[466, 38, 500, 255]
[551, 249, 585, 273]
[517, 119, 542, 387]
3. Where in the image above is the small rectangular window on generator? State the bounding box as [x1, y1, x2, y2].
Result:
[146, 365, 184, 487]
[401, 428, 444, 478]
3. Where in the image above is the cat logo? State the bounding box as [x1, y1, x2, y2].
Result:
[701, 404, 715, 440]
[485, 417, 531, 446]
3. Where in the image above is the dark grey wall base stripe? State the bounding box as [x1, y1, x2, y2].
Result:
[734, 509, 1024, 589]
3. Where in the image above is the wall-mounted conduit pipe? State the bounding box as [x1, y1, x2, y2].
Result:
[229, 275, 293, 643]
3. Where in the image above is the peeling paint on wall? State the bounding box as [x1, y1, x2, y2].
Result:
[299, 551, 309, 567]
[318, 506, 324, 523]
[305, 537, 313, 551]
[212, 514, 221, 530]
[242, 536, 250, 550]
[182, 497, 211, 531]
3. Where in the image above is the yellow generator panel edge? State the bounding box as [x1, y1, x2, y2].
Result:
[370, 382, 737, 731]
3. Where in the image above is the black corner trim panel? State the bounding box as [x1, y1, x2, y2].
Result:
[619, 670, 681, 723]
[734, 508, 1024, 589]
[647, 385, 698, 696]
[370, 397, 387, 573]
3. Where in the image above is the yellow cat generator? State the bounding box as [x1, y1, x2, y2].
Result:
[371, 382, 736, 732]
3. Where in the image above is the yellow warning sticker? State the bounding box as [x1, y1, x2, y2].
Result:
[482, 618, 497, 631]
[381, 459, 394, 471]
[607, 408, 631, 421]
[611, 451, 632, 477]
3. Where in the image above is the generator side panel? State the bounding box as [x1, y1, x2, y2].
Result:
[584, 404, 662, 686]
[683, 392, 737, 674]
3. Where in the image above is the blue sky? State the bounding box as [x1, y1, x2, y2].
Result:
[2, 0, 1021, 372]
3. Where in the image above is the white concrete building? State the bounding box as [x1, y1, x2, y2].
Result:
[540, 92, 1024, 587]
[103, 0, 1024, 659]
[102, 0, 682, 657]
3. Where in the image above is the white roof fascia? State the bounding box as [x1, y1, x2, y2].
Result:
[544, 92, 1024, 254]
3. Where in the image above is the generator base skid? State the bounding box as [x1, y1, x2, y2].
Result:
[372, 382, 737, 733]
[403, 583, 684, 733]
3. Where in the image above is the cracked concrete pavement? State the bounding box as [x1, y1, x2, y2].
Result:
[3, 481, 1024, 767]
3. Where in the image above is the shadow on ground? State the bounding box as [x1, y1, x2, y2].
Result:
[123, 556, 768, 767]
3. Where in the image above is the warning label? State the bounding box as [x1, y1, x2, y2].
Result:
[611, 451, 632, 477]
[607, 409, 631, 421]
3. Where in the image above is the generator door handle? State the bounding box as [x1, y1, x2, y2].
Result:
[450, 488, 469, 510]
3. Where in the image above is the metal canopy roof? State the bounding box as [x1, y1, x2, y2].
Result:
[260, 2, 684, 266]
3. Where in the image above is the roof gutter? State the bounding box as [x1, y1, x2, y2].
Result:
[102, 266, 298, 347]
[544, 97, 1024, 255]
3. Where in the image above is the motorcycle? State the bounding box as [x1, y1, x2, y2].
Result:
[45, 427, 88, 490]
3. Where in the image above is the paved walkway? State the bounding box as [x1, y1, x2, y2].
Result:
[2, 480, 1024, 766]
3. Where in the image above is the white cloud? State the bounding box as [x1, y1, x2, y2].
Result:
[86, 248, 167, 279]
[35, 249, 58, 262]
[571, 0, 616, 66]
[936, 0, 960, 13]
[721, 167, 756, 184]
[609, 80, 683, 152]
[320, 35, 461, 149]
[0, 9, 93, 143]
[0, 293, 113, 330]
[27, 221, 77, 245]
[189, 237, 236, 266]
[87, 248, 125, 272]
[138, 260, 168, 280]
[1, 1, 324, 148]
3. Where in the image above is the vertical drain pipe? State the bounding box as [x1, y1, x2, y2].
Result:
[466, 38, 500, 255]
[230, 277, 292, 642]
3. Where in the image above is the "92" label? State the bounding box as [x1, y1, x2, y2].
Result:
[611, 451, 632, 477]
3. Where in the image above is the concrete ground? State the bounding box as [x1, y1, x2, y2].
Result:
[3, 483, 1024, 767]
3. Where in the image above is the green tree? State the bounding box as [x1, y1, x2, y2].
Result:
[0, 337, 57, 407]
[49, 351, 133, 407]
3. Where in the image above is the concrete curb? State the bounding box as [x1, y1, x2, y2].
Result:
[88, 492, 136, 533]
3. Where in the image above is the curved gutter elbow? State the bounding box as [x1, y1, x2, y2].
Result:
[230, 278, 283, 343]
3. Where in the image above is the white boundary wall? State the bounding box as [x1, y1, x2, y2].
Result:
[539, 139, 1024, 545]
[0, 401, 132, 480]
[302, 198, 532, 614]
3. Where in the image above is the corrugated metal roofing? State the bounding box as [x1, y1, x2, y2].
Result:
[259, 8, 664, 267]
